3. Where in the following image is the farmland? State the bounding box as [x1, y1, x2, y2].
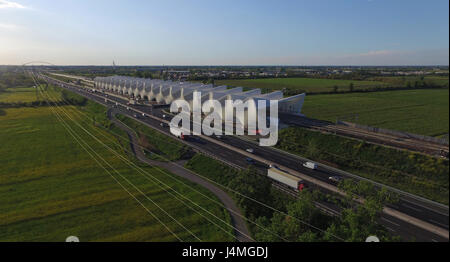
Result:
[215, 77, 388, 94]
[0, 86, 61, 104]
[0, 85, 232, 242]
[302, 89, 449, 137]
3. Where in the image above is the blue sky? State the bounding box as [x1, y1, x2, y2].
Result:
[0, 0, 448, 65]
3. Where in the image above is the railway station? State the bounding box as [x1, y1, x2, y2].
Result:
[93, 76, 306, 119]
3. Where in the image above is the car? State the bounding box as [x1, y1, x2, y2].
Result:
[142, 113, 146, 117]
[246, 158, 255, 164]
[328, 176, 343, 183]
[160, 123, 166, 127]
[246, 148, 254, 153]
[269, 164, 278, 169]
[133, 114, 139, 118]
[216, 135, 222, 139]
[162, 114, 167, 119]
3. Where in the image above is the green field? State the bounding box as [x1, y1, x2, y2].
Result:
[0, 86, 61, 104]
[368, 76, 449, 88]
[216, 77, 388, 94]
[0, 87, 233, 242]
[302, 89, 449, 137]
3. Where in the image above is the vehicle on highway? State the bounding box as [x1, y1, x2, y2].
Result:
[267, 167, 305, 191]
[142, 113, 146, 117]
[171, 127, 186, 140]
[303, 161, 317, 170]
[269, 164, 278, 169]
[133, 114, 139, 119]
[246, 158, 255, 164]
[246, 148, 254, 153]
[328, 176, 343, 183]
[160, 123, 166, 127]
[126, 107, 130, 111]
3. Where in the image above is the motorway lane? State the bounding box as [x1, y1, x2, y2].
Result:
[41, 75, 449, 241]
[215, 135, 449, 231]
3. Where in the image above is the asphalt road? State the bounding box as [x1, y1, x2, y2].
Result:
[40, 74, 449, 242]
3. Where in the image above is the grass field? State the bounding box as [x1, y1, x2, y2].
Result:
[215, 77, 388, 94]
[302, 89, 449, 137]
[0, 86, 61, 103]
[0, 87, 233, 242]
[368, 76, 449, 87]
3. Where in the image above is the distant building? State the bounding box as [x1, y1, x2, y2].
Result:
[94, 76, 306, 127]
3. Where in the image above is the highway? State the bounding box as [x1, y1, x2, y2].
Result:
[107, 108, 253, 242]
[39, 73, 449, 242]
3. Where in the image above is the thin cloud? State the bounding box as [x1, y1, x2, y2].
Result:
[357, 50, 395, 57]
[0, 0, 26, 9]
[0, 23, 21, 30]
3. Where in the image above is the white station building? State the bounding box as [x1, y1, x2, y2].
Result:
[94, 75, 305, 128]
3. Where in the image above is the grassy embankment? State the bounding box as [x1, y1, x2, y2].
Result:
[276, 127, 449, 205]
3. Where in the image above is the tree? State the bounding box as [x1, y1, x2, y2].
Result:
[228, 168, 273, 219]
[254, 190, 329, 242]
[326, 179, 400, 242]
[305, 139, 320, 159]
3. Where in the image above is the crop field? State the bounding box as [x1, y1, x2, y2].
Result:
[302, 89, 449, 137]
[0, 88, 232, 242]
[215, 77, 388, 94]
[0, 86, 61, 103]
[368, 76, 449, 87]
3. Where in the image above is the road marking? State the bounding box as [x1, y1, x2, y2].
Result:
[401, 203, 422, 212]
[428, 219, 449, 229]
[381, 217, 400, 227]
[385, 226, 396, 232]
[402, 198, 449, 216]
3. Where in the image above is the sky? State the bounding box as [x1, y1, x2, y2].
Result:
[0, 0, 448, 65]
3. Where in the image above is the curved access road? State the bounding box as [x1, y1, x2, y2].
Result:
[107, 108, 253, 242]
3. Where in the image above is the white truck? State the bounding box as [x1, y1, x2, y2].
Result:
[267, 167, 305, 191]
[303, 161, 317, 170]
[170, 126, 186, 140]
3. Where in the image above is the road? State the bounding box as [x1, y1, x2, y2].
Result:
[107, 108, 253, 242]
[39, 73, 449, 242]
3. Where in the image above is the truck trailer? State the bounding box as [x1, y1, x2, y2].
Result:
[170, 126, 186, 140]
[303, 161, 317, 170]
[267, 167, 305, 191]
